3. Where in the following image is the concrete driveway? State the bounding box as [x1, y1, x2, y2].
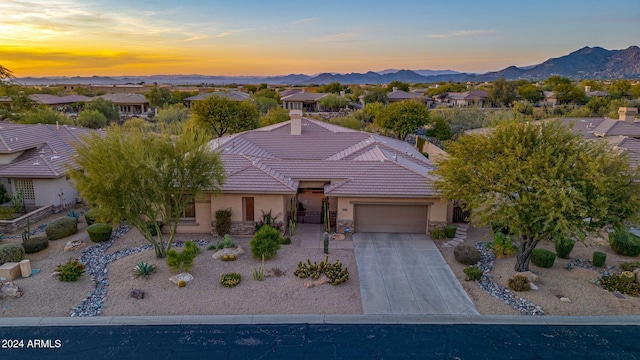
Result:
[354, 233, 478, 315]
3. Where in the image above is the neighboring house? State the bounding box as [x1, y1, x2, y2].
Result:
[183, 90, 251, 108]
[387, 88, 433, 106]
[29, 94, 92, 112]
[540, 91, 557, 107]
[281, 91, 328, 112]
[95, 93, 149, 116]
[0, 122, 96, 212]
[176, 110, 449, 236]
[444, 90, 488, 107]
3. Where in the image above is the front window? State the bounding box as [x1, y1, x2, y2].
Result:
[171, 196, 195, 219]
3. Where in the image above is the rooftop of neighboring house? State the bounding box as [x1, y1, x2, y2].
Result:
[0, 122, 97, 178]
[446, 90, 487, 101]
[387, 89, 431, 101]
[183, 90, 251, 102]
[208, 116, 438, 197]
[29, 94, 92, 105]
[280, 91, 328, 102]
[95, 93, 149, 105]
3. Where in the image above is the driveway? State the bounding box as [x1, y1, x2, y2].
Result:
[354, 233, 478, 315]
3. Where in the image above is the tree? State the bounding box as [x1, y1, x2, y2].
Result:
[487, 78, 517, 107]
[433, 120, 640, 272]
[363, 86, 388, 105]
[545, 75, 571, 88]
[608, 80, 631, 100]
[553, 83, 586, 104]
[0, 65, 15, 81]
[85, 98, 120, 124]
[388, 81, 410, 92]
[424, 116, 452, 141]
[76, 109, 107, 129]
[191, 96, 259, 137]
[516, 83, 543, 104]
[375, 100, 430, 140]
[254, 96, 279, 115]
[318, 94, 348, 111]
[146, 87, 173, 108]
[260, 107, 290, 127]
[70, 127, 225, 258]
[19, 107, 72, 125]
[319, 82, 345, 94]
[156, 103, 191, 124]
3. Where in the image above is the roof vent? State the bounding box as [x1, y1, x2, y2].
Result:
[290, 109, 303, 135]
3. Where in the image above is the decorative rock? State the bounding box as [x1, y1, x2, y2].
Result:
[0, 282, 23, 298]
[303, 274, 330, 288]
[515, 271, 539, 284]
[212, 245, 245, 260]
[560, 297, 571, 303]
[130, 289, 144, 299]
[19, 260, 32, 278]
[634, 269, 640, 284]
[169, 272, 193, 284]
[529, 283, 539, 290]
[64, 240, 86, 252]
[330, 233, 345, 241]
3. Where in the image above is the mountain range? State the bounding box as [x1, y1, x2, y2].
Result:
[16, 46, 639, 86]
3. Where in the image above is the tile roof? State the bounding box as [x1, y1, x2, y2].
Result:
[0, 122, 98, 178]
[281, 92, 328, 102]
[446, 90, 487, 101]
[29, 94, 92, 105]
[210, 117, 438, 197]
[184, 90, 251, 102]
[96, 93, 149, 105]
[592, 119, 640, 137]
[388, 89, 428, 101]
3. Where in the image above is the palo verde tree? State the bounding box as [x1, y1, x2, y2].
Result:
[375, 100, 430, 140]
[70, 126, 225, 258]
[191, 95, 259, 137]
[433, 120, 640, 272]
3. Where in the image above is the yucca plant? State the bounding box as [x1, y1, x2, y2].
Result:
[252, 254, 265, 281]
[133, 261, 156, 277]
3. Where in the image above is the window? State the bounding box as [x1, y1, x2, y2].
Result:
[171, 196, 195, 219]
[14, 179, 35, 201]
[243, 197, 254, 222]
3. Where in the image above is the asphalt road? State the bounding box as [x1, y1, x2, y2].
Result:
[1, 323, 638, 359]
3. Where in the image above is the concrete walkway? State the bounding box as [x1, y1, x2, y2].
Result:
[354, 232, 479, 315]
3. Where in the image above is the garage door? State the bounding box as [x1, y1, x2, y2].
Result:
[355, 204, 428, 233]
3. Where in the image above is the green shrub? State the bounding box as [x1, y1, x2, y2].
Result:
[210, 234, 236, 251]
[166, 240, 200, 273]
[531, 248, 555, 268]
[55, 258, 85, 282]
[430, 227, 446, 240]
[87, 223, 113, 243]
[609, 230, 640, 257]
[221, 272, 241, 287]
[133, 261, 156, 277]
[593, 251, 607, 267]
[508, 275, 531, 291]
[280, 236, 292, 245]
[45, 217, 78, 240]
[84, 209, 97, 226]
[621, 261, 640, 272]
[214, 208, 232, 237]
[0, 243, 25, 266]
[453, 244, 481, 265]
[601, 274, 640, 296]
[620, 271, 635, 284]
[488, 232, 518, 258]
[554, 237, 575, 259]
[253, 254, 265, 281]
[22, 234, 48, 254]
[463, 266, 483, 281]
[250, 226, 282, 259]
[444, 224, 458, 238]
[293, 255, 349, 285]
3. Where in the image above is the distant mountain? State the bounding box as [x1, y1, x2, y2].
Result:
[15, 46, 639, 86]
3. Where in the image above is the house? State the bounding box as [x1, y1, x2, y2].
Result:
[176, 110, 449, 236]
[387, 88, 433, 106]
[94, 93, 149, 116]
[281, 91, 328, 112]
[29, 94, 92, 111]
[444, 90, 488, 107]
[183, 90, 251, 108]
[0, 122, 97, 212]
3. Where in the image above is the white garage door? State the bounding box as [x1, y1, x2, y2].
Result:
[355, 204, 428, 233]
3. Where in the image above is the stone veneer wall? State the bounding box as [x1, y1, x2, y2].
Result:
[336, 219, 354, 234]
[0, 205, 54, 233]
[228, 222, 256, 236]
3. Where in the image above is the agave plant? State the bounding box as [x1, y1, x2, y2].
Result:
[67, 210, 80, 221]
[133, 261, 156, 277]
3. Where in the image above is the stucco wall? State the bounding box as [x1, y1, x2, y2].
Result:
[204, 193, 288, 235]
[33, 177, 78, 211]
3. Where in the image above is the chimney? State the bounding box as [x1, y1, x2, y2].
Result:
[585, 85, 591, 93]
[392, 87, 398, 92]
[618, 107, 638, 123]
[290, 109, 303, 135]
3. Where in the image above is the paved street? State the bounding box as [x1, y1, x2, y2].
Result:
[354, 232, 478, 315]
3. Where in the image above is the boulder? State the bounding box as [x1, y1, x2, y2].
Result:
[0, 282, 23, 298]
[64, 240, 87, 253]
[634, 269, 640, 284]
[515, 271, 539, 284]
[560, 297, 571, 303]
[169, 272, 193, 284]
[130, 289, 145, 299]
[303, 274, 330, 288]
[212, 245, 245, 260]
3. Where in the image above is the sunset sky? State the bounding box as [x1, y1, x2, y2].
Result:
[2, 0, 639, 77]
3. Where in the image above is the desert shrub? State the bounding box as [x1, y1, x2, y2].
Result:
[620, 271, 635, 284]
[554, 237, 575, 259]
[463, 266, 483, 281]
[55, 258, 85, 282]
[293, 256, 349, 285]
[531, 248, 555, 268]
[608, 229, 640, 257]
[0, 243, 25, 266]
[87, 223, 113, 243]
[45, 217, 78, 240]
[67, 210, 80, 221]
[280, 236, 292, 245]
[84, 209, 97, 226]
[593, 251, 607, 267]
[214, 208, 232, 237]
[253, 254, 265, 281]
[133, 261, 156, 277]
[508, 275, 531, 292]
[487, 232, 518, 258]
[22, 234, 48, 254]
[601, 274, 640, 296]
[621, 261, 640, 272]
[250, 225, 282, 259]
[453, 244, 481, 265]
[430, 226, 446, 240]
[444, 224, 458, 238]
[211, 234, 236, 251]
[166, 240, 200, 273]
[221, 272, 241, 287]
